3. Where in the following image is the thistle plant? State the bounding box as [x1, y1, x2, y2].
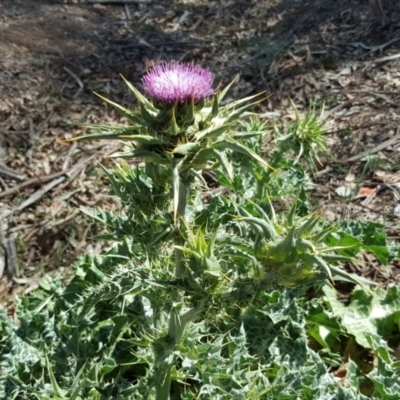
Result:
[0, 61, 387, 400]
[272, 100, 329, 171]
[67, 61, 274, 398]
[142, 61, 214, 106]
[79, 62, 268, 222]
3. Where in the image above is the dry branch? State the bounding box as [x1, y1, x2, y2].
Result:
[0, 165, 26, 181]
[337, 128, 400, 164]
[16, 177, 66, 212]
[0, 170, 70, 199]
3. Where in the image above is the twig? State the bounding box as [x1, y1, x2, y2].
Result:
[117, 39, 212, 50]
[341, 90, 398, 107]
[359, 37, 400, 59]
[0, 228, 6, 279]
[0, 153, 99, 200]
[0, 170, 69, 199]
[62, 142, 78, 171]
[5, 238, 17, 280]
[0, 225, 16, 280]
[57, 155, 97, 191]
[16, 177, 66, 211]
[63, 66, 84, 98]
[366, 52, 400, 64]
[37, 111, 54, 133]
[0, 244, 5, 279]
[336, 128, 400, 164]
[321, 101, 352, 120]
[0, 175, 7, 190]
[46, 209, 80, 230]
[315, 166, 332, 178]
[124, 3, 131, 20]
[29, 118, 35, 145]
[0, 165, 27, 180]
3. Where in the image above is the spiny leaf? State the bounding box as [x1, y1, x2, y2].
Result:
[168, 106, 181, 136]
[109, 149, 169, 163]
[172, 159, 185, 223]
[329, 265, 376, 292]
[217, 75, 239, 103]
[237, 216, 276, 239]
[46, 356, 67, 399]
[140, 101, 159, 122]
[173, 142, 199, 156]
[212, 149, 234, 181]
[214, 139, 274, 171]
[295, 214, 321, 237]
[93, 92, 145, 124]
[246, 198, 276, 229]
[186, 147, 216, 168]
[120, 74, 159, 112]
[222, 92, 266, 113]
[195, 122, 233, 141]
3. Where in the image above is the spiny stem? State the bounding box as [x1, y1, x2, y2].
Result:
[155, 363, 173, 400]
[155, 169, 192, 400]
[154, 306, 204, 400]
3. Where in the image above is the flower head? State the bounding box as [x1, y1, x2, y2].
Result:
[142, 61, 214, 106]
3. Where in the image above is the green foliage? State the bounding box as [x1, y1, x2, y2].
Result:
[330, 221, 390, 265]
[323, 285, 400, 349]
[1, 77, 399, 400]
[274, 100, 329, 171]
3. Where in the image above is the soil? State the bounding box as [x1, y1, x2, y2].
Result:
[1, 0, 400, 303]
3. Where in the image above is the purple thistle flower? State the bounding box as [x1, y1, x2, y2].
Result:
[142, 61, 214, 106]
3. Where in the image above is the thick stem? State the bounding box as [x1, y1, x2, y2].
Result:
[155, 305, 204, 400]
[174, 179, 188, 279]
[256, 148, 283, 199]
[155, 361, 173, 400]
[174, 248, 186, 280]
[155, 168, 192, 400]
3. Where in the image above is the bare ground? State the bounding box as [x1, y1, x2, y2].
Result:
[1, 0, 400, 304]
